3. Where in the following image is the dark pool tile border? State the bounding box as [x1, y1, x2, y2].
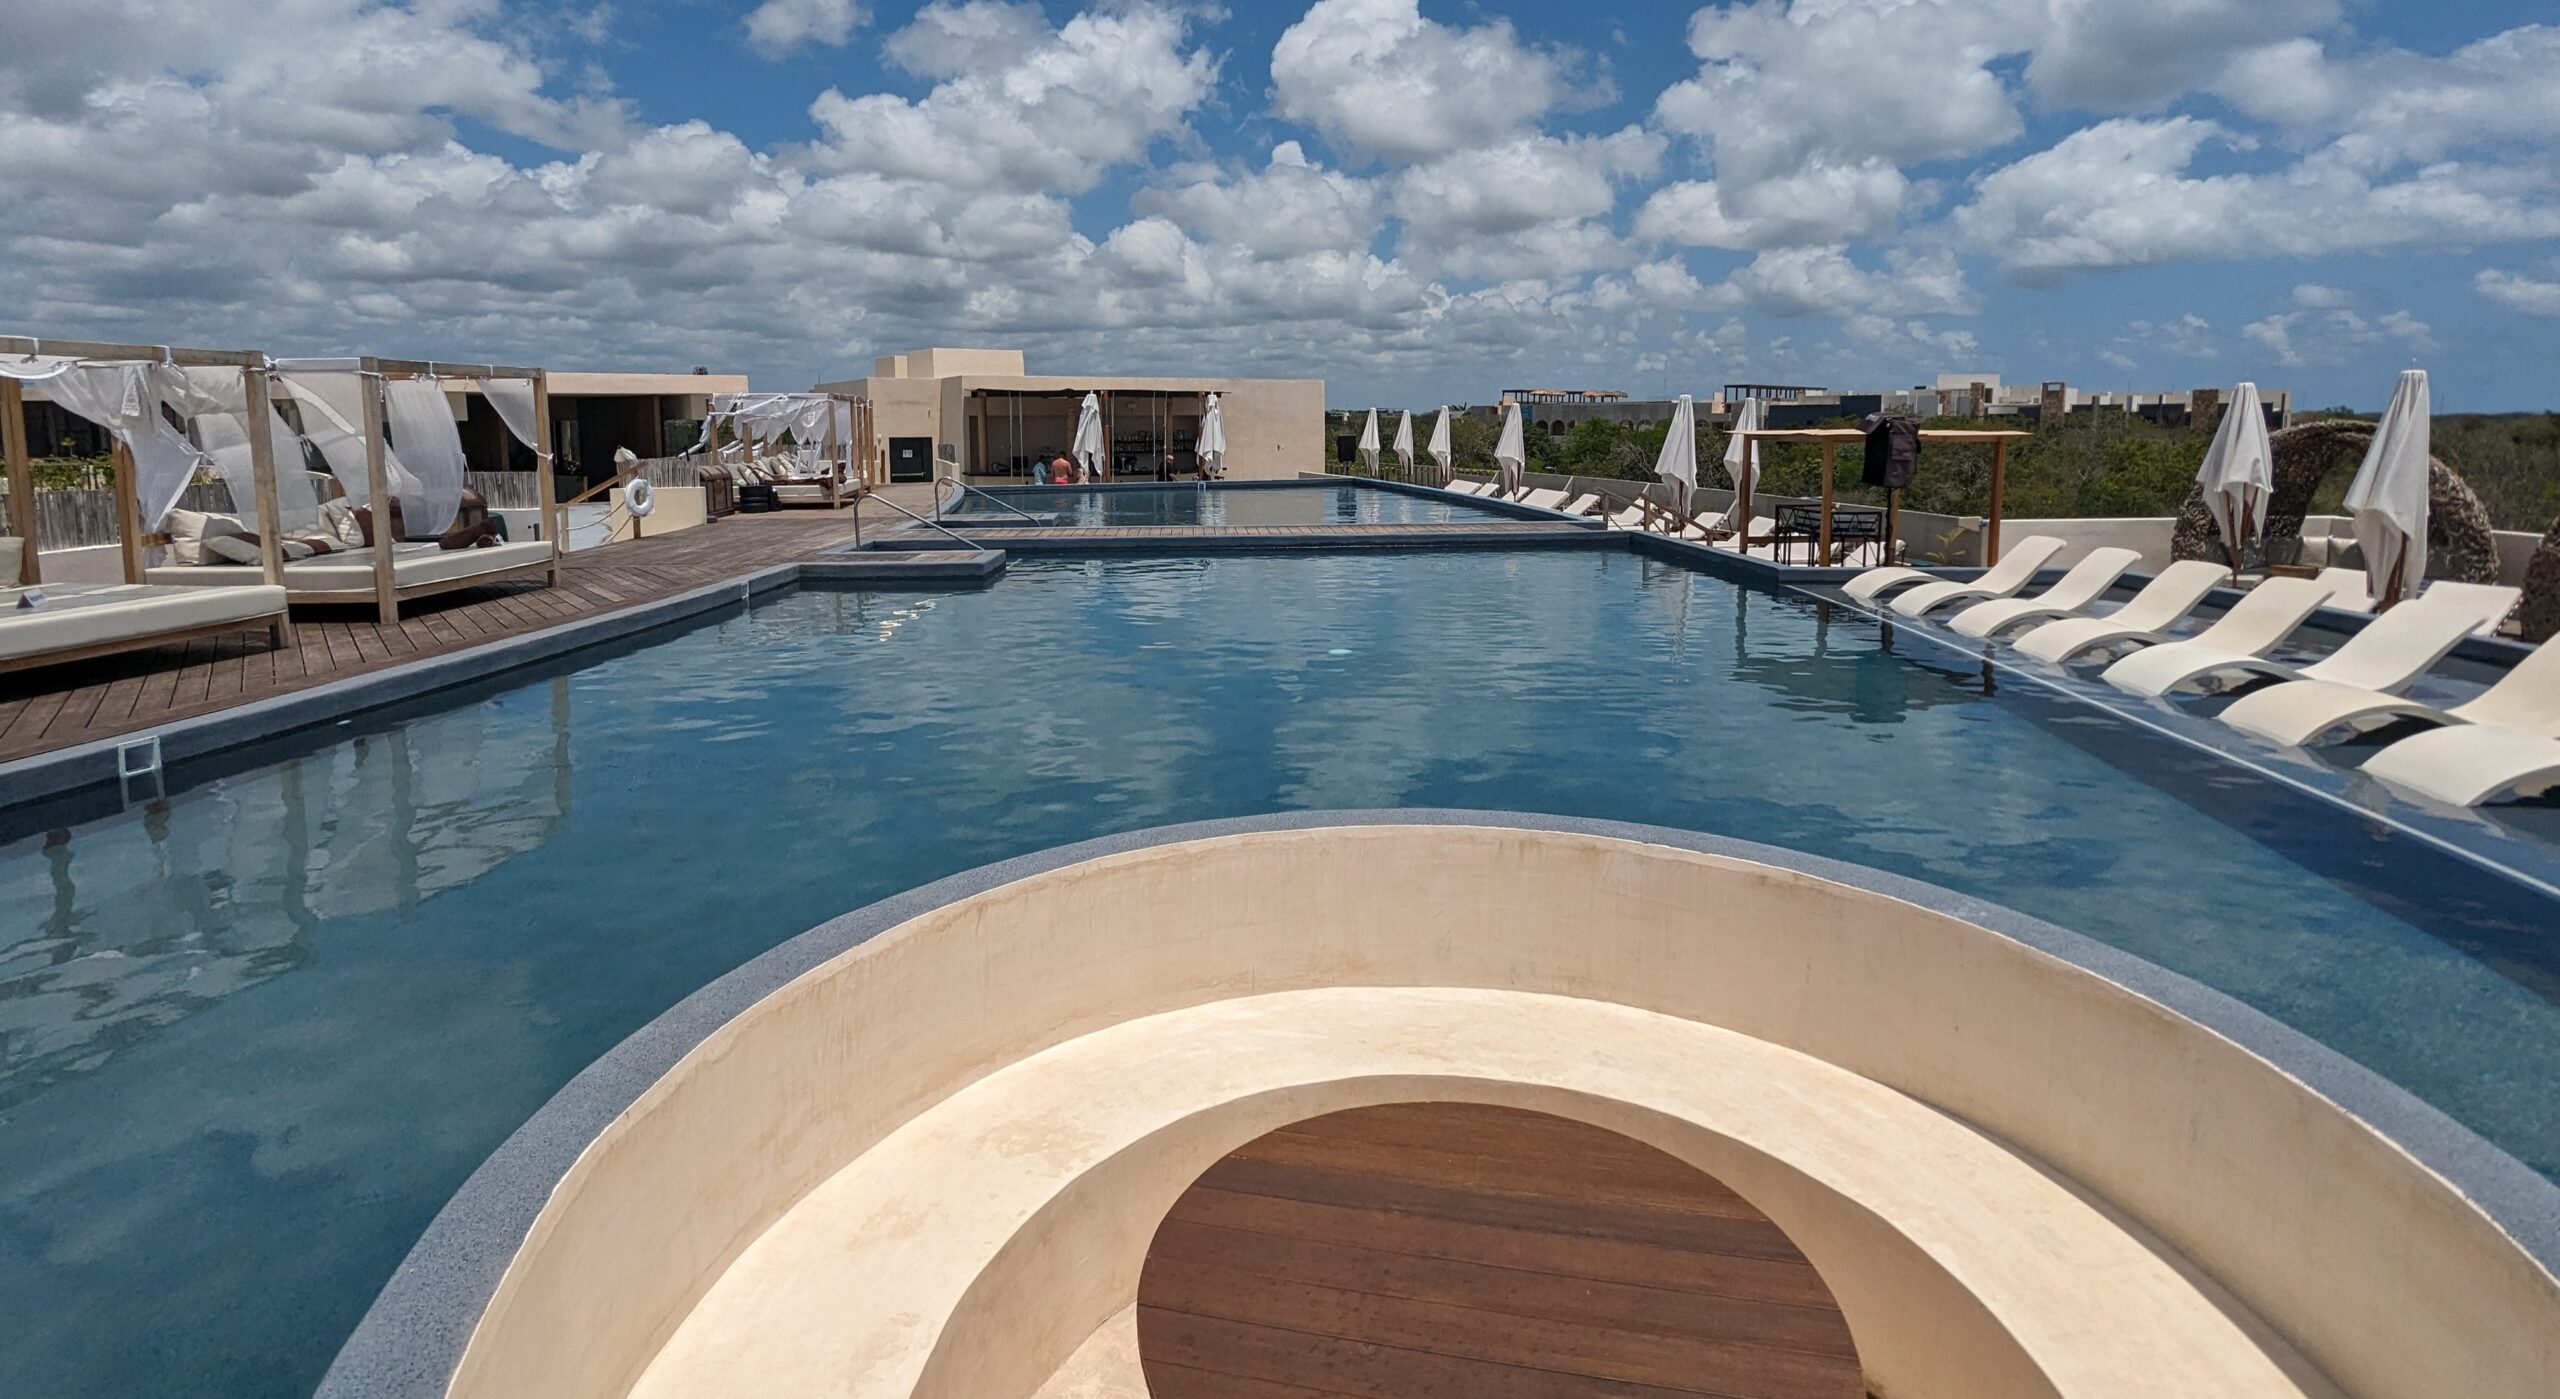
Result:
[317, 809, 2560, 1399]
[0, 564, 803, 811]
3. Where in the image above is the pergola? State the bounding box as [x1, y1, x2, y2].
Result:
[1735, 427, 2032, 566]
[2, 335, 294, 594]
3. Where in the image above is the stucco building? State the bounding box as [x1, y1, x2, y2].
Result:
[814, 348, 1322, 482]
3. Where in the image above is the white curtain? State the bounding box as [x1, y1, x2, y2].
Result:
[383, 378, 469, 536]
[183, 366, 321, 534]
[483, 378, 542, 453]
[44, 363, 211, 530]
[282, 372, 418, 512]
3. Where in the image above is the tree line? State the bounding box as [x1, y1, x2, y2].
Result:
[1331, 408, 2560, 532]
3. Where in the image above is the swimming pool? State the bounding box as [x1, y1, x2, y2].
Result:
[943, 480, 1528, 526]
[2, 551, 2554, 1396]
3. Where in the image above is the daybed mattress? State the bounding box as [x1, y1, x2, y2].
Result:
[0, 583, 287, 661]
[145, 541, 554, 594]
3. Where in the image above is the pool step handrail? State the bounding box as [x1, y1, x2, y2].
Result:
[858, 490, 985, 551]
[935, 476, 1044, 524]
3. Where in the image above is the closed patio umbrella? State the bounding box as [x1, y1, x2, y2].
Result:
[1072, 392, 1104, 484]
[2196, 382, 2273, 577]
[2342, 369, 2431, 608]
[1655, 393, 1698, 514]
[1392, 410, 1414, 481]
[1427, 406, 1452, 484]
[1723, 395, 1764, 508]
[1495, 402, 1526, 496]
[1357, 409, 1380, 477]
[1197, 393, 1226, 478]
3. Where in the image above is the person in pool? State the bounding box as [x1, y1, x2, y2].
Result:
[1050, 453, 1074, 485]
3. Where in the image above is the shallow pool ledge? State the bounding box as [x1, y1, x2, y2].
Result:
[322, 813, 2560, 1399]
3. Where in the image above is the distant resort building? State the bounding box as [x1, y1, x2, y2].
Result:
[1471, 373, 2293, 436]
[815, 347, 1322, 482]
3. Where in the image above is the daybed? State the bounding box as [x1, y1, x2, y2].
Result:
[146, 540, 557, 605]
[0, 576, 288, 675]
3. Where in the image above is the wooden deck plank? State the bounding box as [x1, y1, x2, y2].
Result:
[1138, 1105, 1862, 1399]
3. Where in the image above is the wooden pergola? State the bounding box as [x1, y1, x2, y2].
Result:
[1736, 426, 2032, 565]
[288, 356, 561, 620]
[2, 335, 292, 600]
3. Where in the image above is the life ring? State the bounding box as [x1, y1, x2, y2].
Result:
[626, 477, 657, 518]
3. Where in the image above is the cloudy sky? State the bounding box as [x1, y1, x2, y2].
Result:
[3, 0, 2556, 410]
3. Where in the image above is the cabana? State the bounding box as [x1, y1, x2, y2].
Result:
[1735, 426, 2032, 567]
[138, 356, 561, 622]
[697, 392, 874, 508]
[2, 334, 292, 668]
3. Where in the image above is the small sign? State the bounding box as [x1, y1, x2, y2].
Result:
[15, 587, 46, 610]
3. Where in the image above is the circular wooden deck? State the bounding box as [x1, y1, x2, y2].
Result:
[1137, 1102, 1864, 1398]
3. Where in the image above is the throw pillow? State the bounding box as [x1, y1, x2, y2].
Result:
[164, 508, 245, 565]
[202, 533, 265, 565]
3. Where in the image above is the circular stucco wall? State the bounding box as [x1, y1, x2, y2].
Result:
[321, 814, 2560, 1399]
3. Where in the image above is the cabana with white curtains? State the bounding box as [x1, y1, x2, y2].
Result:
[0, 334, 295, 665]
[700, 392, 873, 505]
[163, 356, 562, 623]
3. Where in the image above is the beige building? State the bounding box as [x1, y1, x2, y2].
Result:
[813, 347, 1322, 483]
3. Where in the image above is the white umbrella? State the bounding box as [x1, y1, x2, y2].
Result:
[2195, 382, 2273, 575]
[1392, 410, 1414, 481]
[1427, 406, 1452, 484]
[1495, 402, 1526, 495]
[1357, 409, 1381, 476]
[1071, 392, 1104, 484]
[1197, 393, 1226, 478]
[1654, 393, 1698, 515]
[2342, 369, 2431, 608]
[1723, 396, 1764, 494]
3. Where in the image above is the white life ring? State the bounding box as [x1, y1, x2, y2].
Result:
[626, 477, 657, 518]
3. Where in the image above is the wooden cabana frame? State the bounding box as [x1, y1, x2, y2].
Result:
[715, 391, 871, 508]
[1737, 426, 2032, 566]
[0, 335, 296, 610]
[306, 356, 561, 623]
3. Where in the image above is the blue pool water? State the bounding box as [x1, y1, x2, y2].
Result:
[945, 480, 1521, 526]
[2, 551, 2555, 1397]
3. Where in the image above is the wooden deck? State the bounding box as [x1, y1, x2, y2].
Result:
[1137, 1102, 1864, 1399]
[0, 510, 871, 765]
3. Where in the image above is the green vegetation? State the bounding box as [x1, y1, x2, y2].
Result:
[1331, 410, 2560, 532]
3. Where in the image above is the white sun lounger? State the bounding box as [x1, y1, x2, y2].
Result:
[2010, 564, 2230, 663]
[2114, 584, 2515, 702]
[2099, 577, 2364, 697]
[2221, 609, 2550, 747]
[1945, 548, 2146, 637]
[1443, 479, 1483, 495]
[2315, 567, 2376, 614]
[2360, 724, 2560, 807]
[1886, 537, 2068, 617]
[1847, 534, 2063, 604]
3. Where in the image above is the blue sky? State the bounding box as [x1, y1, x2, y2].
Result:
[4, 1, 2557, 410]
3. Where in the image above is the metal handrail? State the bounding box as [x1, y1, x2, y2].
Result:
[854, 490, 983, 552]
[934, 476, 1043, 523]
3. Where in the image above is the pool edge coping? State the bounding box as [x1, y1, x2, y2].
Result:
[313, 809, 2560, 1399]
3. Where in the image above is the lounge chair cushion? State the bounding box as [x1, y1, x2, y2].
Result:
[0, 582, 286, 662]
[163, 508, 250, 566]
[144, 540, 554, 594]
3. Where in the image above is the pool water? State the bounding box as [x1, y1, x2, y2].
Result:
[2, 551, 2554, 1397]
[945, 481, 1520, 526]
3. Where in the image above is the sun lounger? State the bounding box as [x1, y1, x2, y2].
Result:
[2221, 609, 2550, 747]
[1444, 479, 1483, 495]
[1950, 552, 2177, 638]
[2113, 584, 2516, 701]
[2360, 725, 2560, 807]
[1518, 488, 1574, 512]
[2315, 567, 2376, 614]
[0, 581, 290, 674]
[147, 540, 557, 605]
[2010, 563, 2235, 663]
[1845, 534, 2063, 603]
[1595, 499, 1650, 529]
[1885, 537, 2069, 617]
[2098, 577, 2352, 697]
[1939, 548, 2142, 636]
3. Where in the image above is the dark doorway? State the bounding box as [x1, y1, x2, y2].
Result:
[887, 436, 934, 483]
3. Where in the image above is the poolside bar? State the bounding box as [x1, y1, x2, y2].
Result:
[1738, 426, 2031, 565]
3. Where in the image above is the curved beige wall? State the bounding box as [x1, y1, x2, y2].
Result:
[448, 825, 2560, 1399]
